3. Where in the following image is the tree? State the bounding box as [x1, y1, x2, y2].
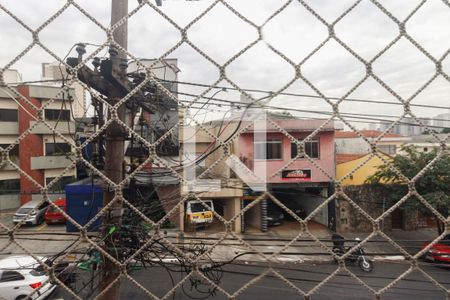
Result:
[367, 145, 450, 234]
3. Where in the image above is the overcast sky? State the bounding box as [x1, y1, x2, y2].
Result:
[1, 0, 449, 130]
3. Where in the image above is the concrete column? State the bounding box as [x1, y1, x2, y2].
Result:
[179, 201, 185, 232]
[232, 197, 241, 233]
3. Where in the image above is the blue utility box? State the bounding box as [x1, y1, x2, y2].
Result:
[65, 178, 103, 232]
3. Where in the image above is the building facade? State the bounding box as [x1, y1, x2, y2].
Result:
[0, 83, 82, 209]
[335, 130, 410, 156]
[179, 115, 337, 233]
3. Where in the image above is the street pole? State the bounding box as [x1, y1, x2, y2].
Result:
[99, 0, 128, 299]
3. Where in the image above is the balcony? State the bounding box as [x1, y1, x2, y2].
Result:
[29, 121, 75, 135]
[28, 85, 75, 101]
[31, 155, 75, 170]
[0, 122, 19, 134]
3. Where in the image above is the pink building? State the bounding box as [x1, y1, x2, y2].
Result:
[239, 119, 336, 184]
[237, 117, 337, 232]
[179, 115, 338, 234]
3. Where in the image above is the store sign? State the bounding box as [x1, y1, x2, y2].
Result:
[281, 169, 312, 181]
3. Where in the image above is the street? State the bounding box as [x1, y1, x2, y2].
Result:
[51, 261, 449, 300]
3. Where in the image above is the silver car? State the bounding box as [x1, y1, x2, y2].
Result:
[13, 200, 49, 226]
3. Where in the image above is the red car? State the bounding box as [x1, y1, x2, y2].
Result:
[422, 234, 450, 263]
[44, 198, 67, 225]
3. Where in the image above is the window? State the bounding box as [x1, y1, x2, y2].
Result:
[0, 109, 18, 122]
[0, 144, 18, 156]
[0, 144, 19, 156]
[0, 179, 20, 194]
[0, 270, 24, 282]
[376, 144, 396, 155]
[44, 109, 70, 121]
[45, 143, 71, 156]
[255, 139, 282, 160]
[291, 139, 320, 159]
[46, 176, 75, 192]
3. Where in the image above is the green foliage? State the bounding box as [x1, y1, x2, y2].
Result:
[366, 145, 450, 233]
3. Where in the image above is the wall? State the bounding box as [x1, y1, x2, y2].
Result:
[17, 86, 44, 204]
[337, 185, 393, 232]
[336, 137, 408, 155]
[0, 194, 20, 210]
[0, 170, 20, 181]
[244, 200, 262, 231]
[31, 193, 65, 202]
[154, 184, 181, 227]
[336, 138, 371, 154]
[337, 154, 390, 186]
[239, 131, 335, 183]
[300, 195, 328, 225]
[335, 185, 422, 232]
[223, 197, 241, 232]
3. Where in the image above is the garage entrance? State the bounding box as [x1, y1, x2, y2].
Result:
[265, 187, 331, 236]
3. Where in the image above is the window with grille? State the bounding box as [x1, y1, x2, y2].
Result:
[255, 139, 282, 160]
[0, 144, 19, 156]
[0, 179, 20, 194]
[45, 143, 72, 156]
[291, 139, 320, 159]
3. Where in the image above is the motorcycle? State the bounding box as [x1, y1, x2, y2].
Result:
[331, 233, 374, 272]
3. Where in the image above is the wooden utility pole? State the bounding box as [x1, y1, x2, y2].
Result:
[67, 1, 156, 298]
[99, 0, 128, 299]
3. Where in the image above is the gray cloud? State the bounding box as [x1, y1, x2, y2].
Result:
[0, 0, 449, 129]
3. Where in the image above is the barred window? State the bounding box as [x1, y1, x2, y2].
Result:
[45, 143, 71, 156]
[255, 139, 282, 160]
[0, 144, 19, 156]
[0, 179, 20, 194]
[291, 139, 320, 159]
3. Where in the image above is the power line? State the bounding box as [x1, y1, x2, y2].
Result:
[14, 77, 450, 111]
[163, 79, 450, 111]
[177, 92, 450, 130]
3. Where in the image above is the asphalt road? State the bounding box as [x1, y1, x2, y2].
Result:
[52, 261, 449, 300]
[1, 211, 448, 299]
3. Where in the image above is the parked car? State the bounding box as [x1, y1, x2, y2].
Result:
[266, 202, 285, 226]
[422, 234, 450, 263]
[283, 199, 307, 219]
[0, 255, 56, 300]
[44, 198, 66, 225]
[13, 201, 49, 226]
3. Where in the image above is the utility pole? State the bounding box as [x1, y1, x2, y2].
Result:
[67, 1, 158, 299]
[98, 1, 128, 299]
